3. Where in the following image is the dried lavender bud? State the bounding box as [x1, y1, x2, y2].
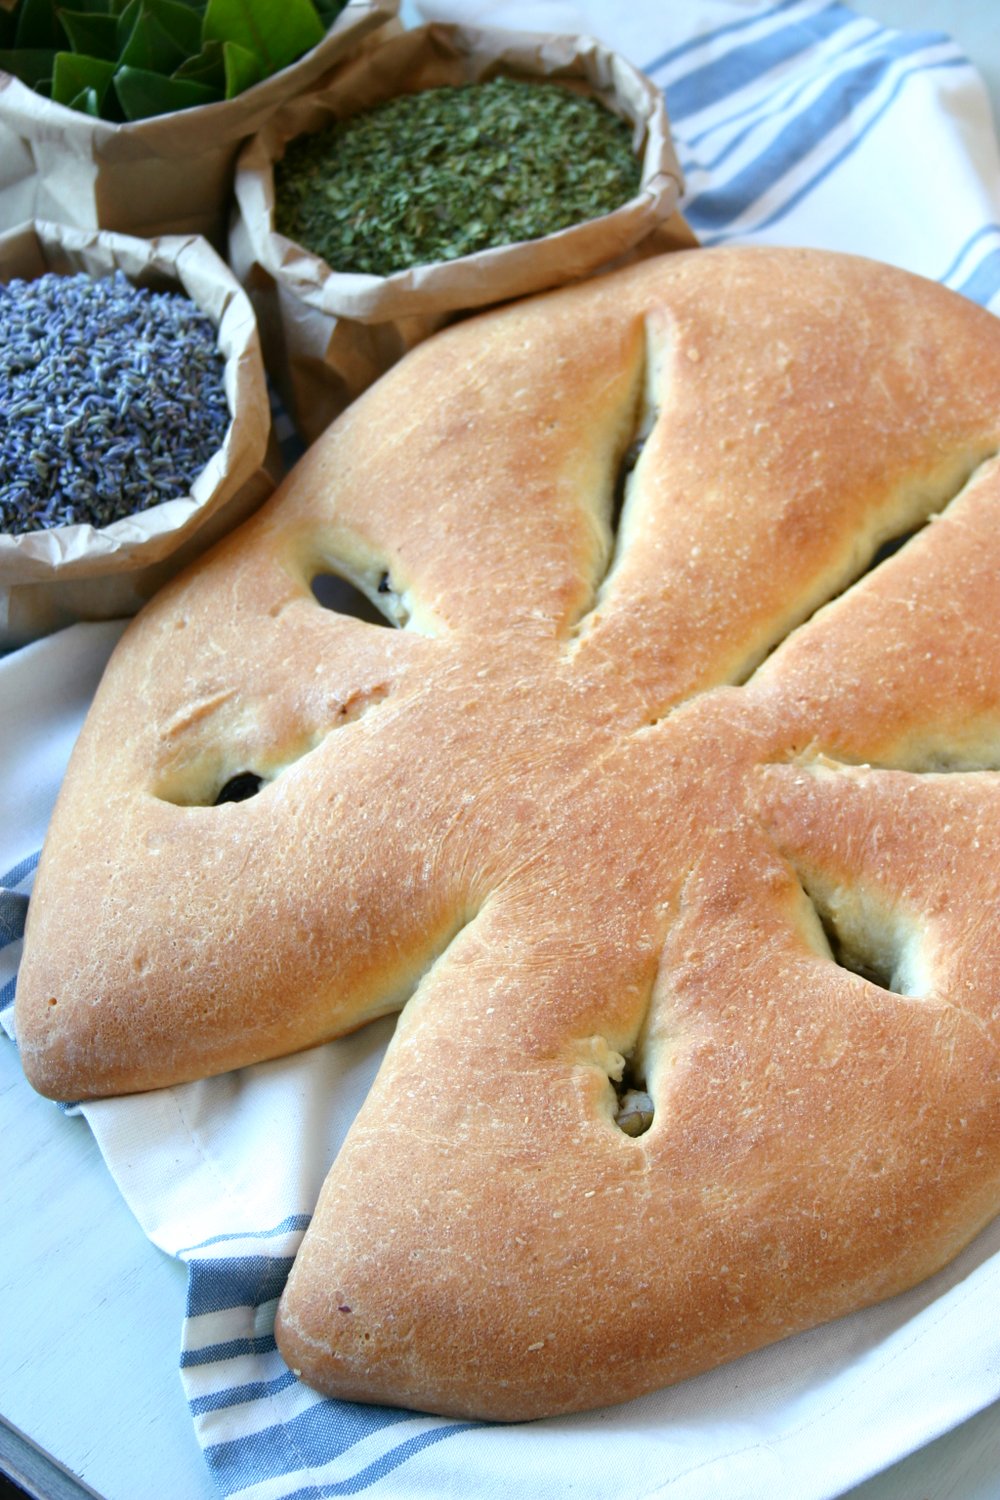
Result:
[0, 270, 229, 534]
[274, 76, 641, 277]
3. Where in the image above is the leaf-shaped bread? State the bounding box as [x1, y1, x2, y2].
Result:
[16, 247, 1000, 1419]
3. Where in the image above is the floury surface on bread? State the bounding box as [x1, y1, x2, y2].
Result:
[15, 247, 1000, 1420]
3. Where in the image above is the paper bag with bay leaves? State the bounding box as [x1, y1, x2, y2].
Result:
[0, 219, 276, 651]
[0, 0, 398, 251]
[229, 21, 694, 445]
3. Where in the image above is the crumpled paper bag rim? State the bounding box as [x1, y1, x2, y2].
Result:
[0, 0, 399, 163]
[233, 21, 685, 324]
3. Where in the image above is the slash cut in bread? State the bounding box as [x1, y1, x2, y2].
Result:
[15, 247, 1000, 1421]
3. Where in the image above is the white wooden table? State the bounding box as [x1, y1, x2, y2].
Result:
[0, 1038, 214, 1500]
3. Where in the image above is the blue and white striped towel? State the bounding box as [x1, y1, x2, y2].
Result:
[4, 4, 1000, 1496]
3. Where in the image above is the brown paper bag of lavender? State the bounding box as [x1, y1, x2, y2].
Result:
[0, 219, 276, 651]
[229, 22, 694, 445]
[0, 0, 398, 253]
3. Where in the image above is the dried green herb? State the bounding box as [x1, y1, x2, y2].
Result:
[274, 76, 641, 276]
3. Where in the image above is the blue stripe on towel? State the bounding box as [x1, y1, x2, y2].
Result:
[0, 890, 29, 948]
[181, 1332, 279, 1368]
[190, 1368, 301, 1415]
[180, 1217, 479, 1496]
[711, 55, 964, 243]
[180, 1213, 313, 1257]
[680, 20, 882, 167]
[270, 1424, 478, 1500]
[679, 33, 956, 236]
[1, 852, 41, 890]
[642, 0, 809, 77]
[958, 246, 1000, 308]
[186, 1255, 297, 1317]
[662, 4, 854, 122]
[939, 223, 1000, 284]
[202, 1396, 418, 1482]
[0, 851, 40, 1029]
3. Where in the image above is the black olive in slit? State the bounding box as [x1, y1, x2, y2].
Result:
[310, 572, 392, 626]
[869, 523, 925, 568]
[611, 439, 645, 536]
[214, 772, 263, 805]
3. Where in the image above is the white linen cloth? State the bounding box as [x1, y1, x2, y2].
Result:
[4, 4, 1000, 1496]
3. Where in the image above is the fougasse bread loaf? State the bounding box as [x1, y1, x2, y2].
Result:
[15, 247, 1000, 1421]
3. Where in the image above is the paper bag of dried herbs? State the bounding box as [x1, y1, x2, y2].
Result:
[0, 0, 398, 251]
[0, 219, 275, 651]
[229, 22, 692, 444]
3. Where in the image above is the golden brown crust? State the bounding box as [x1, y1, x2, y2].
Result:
[15, 246, 1000, 1419]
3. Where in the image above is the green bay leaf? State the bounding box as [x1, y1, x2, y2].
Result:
[312, 0, 346, 25]
[52, 47, 112, 102]
[15, 0, 66, 48]
[67, 82, 99, 111]
[114, 0, 138, 45]
[57, 9, 118, 57]
[173, 37, 224, 87]
[222, 37, 260, 98]
[0, 44, 55, 83]
[113, 60, 220, 116]
[202, 0, 322, 77]
[144, 0, 200, 51]
[118, 3, 194, 72]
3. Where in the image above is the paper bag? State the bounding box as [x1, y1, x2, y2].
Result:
[0, 219, 276, 651]
[0, 0, 398, 251]
[229, 21, 694, 444]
